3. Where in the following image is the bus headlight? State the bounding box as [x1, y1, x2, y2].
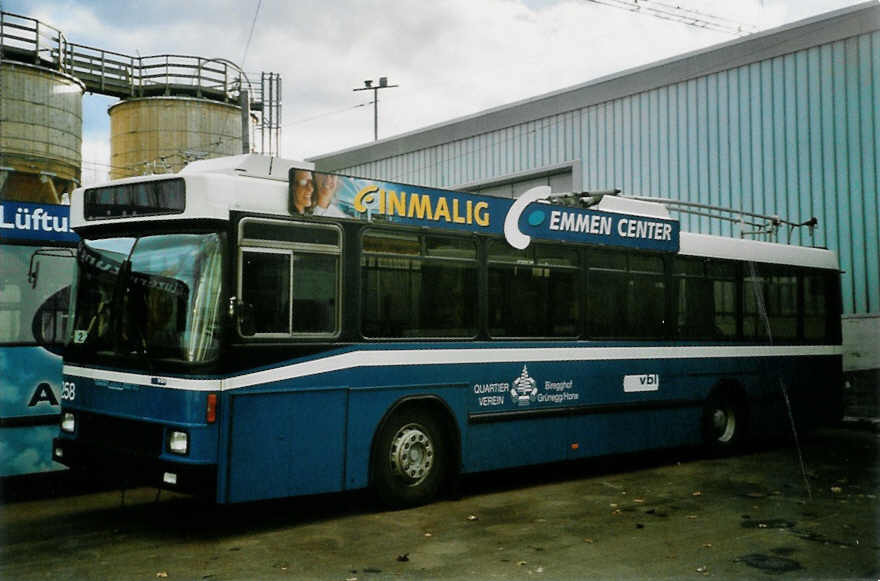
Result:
[61, 412, 76, 433]
[167, 430, 189, 455]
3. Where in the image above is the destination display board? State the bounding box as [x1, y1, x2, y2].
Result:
[0, 201, 78, 244]
[289, 169, 679, 252]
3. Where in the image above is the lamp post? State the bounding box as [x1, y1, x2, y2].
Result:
[353, 76, 399, 141]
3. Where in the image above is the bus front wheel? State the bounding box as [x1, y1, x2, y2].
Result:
[372, 409, 447, 508]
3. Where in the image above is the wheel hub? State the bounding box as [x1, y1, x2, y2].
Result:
[389, 424, 434, 486]
[712, 406, 737, 442]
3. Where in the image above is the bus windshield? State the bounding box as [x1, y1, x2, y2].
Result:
[69, 232, 225, 364]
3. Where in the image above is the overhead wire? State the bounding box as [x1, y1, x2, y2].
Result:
[585, 0, 757, 36]
[240, 0, 263, 70]
[283, 101, 375, 128]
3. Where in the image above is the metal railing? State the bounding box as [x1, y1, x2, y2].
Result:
[0, 11, 69, 69]
[625, 196, 819, 244]
[1, 10, 283, 157]
[549, 190, 820, 244]
[2, 11, 250, 103]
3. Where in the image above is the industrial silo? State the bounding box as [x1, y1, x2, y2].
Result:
[109, 96, 243, 179]
[0, 60, 83, 203]
[1, 10, 279, 185]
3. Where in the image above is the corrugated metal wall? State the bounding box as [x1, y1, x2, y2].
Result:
[338, 31, 879, 316]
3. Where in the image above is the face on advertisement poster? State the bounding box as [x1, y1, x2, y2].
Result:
[291, 170, 314, 214]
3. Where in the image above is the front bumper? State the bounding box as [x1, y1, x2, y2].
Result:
[53, 436, 216, 496]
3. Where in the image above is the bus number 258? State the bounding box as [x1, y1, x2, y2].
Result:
[61, 381, 76, 401]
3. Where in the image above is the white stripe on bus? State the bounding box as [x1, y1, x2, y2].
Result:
[63, 344, 842, 393]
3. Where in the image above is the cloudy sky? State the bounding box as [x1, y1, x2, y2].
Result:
[6, 0, 869, 184]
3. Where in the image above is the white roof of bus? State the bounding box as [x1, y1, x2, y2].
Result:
[680, 232, 838, 270]
[178, 154, 314, 180]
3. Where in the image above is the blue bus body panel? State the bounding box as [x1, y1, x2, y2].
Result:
[64, 373, 213, 426]
[59, 371, 220, 466]
[208, 342, 841, 503]
[223, 388, 348, 502]
[1, 347, 63, 417]
[57, 342, 840, 503]
[2, 425, 60, 476]
[1, 347, 64, 476]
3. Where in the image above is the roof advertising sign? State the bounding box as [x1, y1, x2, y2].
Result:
[289, 169, 679, 252]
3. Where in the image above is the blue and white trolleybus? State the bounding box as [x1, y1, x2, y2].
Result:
[53, 155, 842, 506]
[1, 200, 76, 477]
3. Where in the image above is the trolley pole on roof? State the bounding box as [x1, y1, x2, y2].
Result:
[353, 77, 399, 141]
[240, 88, 250, 154]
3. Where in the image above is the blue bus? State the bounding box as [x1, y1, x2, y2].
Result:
[1, 201, 77, 477]
[53, 155, 842, 506]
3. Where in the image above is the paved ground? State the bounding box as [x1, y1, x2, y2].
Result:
[1, 427, 877, 580]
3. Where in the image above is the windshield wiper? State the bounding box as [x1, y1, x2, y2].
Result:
[108, 241, 155, 374]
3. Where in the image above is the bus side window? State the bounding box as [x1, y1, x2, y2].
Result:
[488, 241, 579, 338]
[292, 253, 338, 333]
[238, 219, 342, 338]
[361, 230, 477, 338]
[674, 257, 738, 340]
[0, 282, 22, 343]
[587, 250, 664, 339]
[744, 265, 798, 341]
[803, 272, 832, 341]
[241, 250, 292, 335]
[673, 257, 713, 339]
[32, 286, 71, 355]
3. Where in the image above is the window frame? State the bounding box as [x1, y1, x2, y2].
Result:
[585, 248, 667, 340]
[671, 255, 739, 341]
[486, 239, 581, 339]
[236, 217, 342, 340]
[360, 228, 480, 340]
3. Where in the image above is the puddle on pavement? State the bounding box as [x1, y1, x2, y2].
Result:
[737, 553, 802, 575]
[741, 519, 796, 529]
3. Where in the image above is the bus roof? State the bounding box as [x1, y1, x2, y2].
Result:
[680, 232, 837, 270]
[70, 155, 837, 271]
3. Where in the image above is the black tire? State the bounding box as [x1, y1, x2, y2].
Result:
[702, 389, 746, 454]
[372, 408, 447, 508]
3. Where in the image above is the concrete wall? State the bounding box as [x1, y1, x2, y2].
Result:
[843, 315, 880, 372]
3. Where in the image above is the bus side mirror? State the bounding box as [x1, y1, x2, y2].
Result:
[229, 297, 255, 337]
[28, 248, 75, 289]
[28, 259, 40, 288]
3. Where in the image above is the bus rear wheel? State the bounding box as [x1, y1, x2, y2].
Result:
[372, 409, 447, 508]
[703, 389, 746, 454]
